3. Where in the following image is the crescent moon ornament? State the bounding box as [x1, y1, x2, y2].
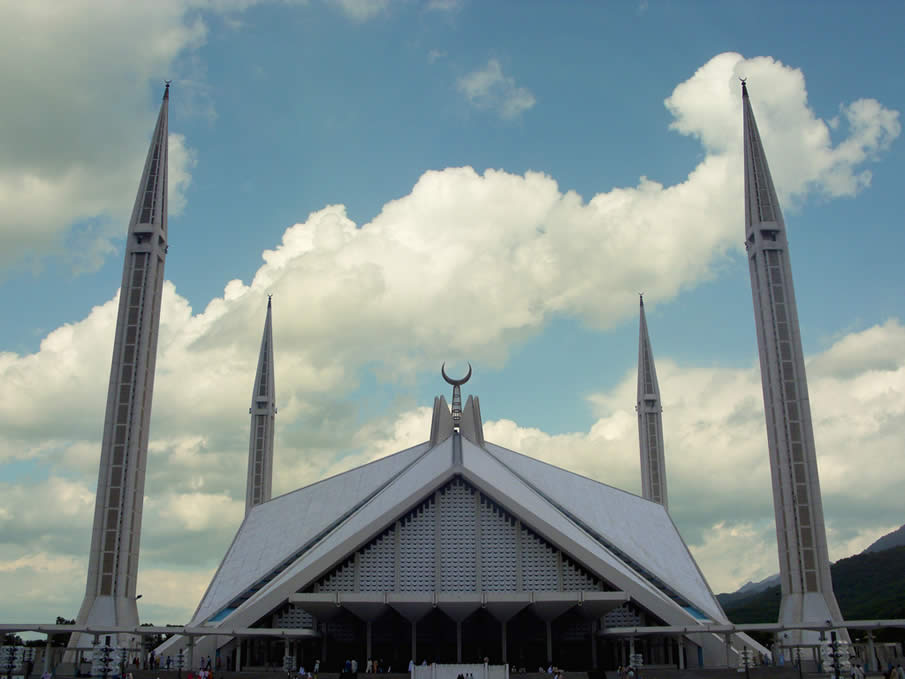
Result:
[441, 361, 472, 386]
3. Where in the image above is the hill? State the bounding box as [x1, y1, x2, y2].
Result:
[862, 524, 905, 554]
[720, 545, 905, 628]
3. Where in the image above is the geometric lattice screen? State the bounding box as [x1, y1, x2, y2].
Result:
[313, 475, 604, 594]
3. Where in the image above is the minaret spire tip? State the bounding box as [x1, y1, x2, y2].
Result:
[267, 294, 272, 309]
[639, 292, 644, 307]
[164, 80, 171, 100]
[739, 77, 748, 97]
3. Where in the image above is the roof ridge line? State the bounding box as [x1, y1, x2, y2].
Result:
[479, 441, 697, 610]
[481, 442, 723, 619]
[198, 442, 435, 624]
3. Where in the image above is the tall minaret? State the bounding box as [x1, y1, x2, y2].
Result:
[742, 81, 844, 642]
[72, 84, 170, 644]
[636, 295, 668, 509]
[246, 296, 276, 514]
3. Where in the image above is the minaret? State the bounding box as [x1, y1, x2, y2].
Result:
[742, 82, 844, 642]
[636, 295, 668, 509]
[246, 297, 276, 514]
[72, 84, 170, 644]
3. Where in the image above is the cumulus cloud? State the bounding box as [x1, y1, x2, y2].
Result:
[666, 54, 900, 201]
[457, 59, 537, 119]
[0, 1, 206, 272]
[328, 0, 390, 22]
[483, 320, 905, 592]
[0, 53, 900, 621]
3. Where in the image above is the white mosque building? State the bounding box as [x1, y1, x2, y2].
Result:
[68, 79, 849, 673]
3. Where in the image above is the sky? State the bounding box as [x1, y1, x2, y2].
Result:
[1, 0, 904, 627]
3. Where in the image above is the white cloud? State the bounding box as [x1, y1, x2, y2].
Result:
[0, 53, 900, 621]
[0, 1, 206, 272]
[427, 0, 463, 11]
[483, 320, 905, 593]
[666, 54, 900, 201]
[328, 0, 390, 21]
[457, 59, 536, 120]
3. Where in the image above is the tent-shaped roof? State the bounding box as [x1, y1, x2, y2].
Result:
[189, 429, 727, 632]
[192, 441, 430, 625]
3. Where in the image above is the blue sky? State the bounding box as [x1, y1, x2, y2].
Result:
[1, 0, 903, 625]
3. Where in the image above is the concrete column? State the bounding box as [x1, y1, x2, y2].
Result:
[235, 641, 242, 673]
[284, 639, 291, 671]
[724, 633, 732, 668]
[678, 637, 685, 670]
[366, 621, 372, 663]
[546, 621, 553, 665]
[867, 631, 877, 673]
[187, 636, 196, 671]
[629, 637, 635, 661]
[411, 621, 417, 664]
[457, 622, 463, 663]
[666, 637, 673, 665]
[322, 623, 328, 663]
[590, 621, 598, 670]
[501, 621, 507, 664]
[43, 636, 53, 674]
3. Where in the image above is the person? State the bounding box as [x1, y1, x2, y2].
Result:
[352, 659, 358, 676]
[896, 664, 905, 679]
[314, 660, 320, 678]
[408, 660, 414, 673]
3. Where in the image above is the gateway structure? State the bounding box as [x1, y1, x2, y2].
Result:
[158, 380, 763, 671]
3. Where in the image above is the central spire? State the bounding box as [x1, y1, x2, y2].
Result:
[441, 362, 472, 427]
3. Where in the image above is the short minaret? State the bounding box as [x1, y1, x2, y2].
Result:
[742, 81, 844, 641]
[246, 296, 276, 514]
[71, 84, 170, 645]
[636, 295, 668, 509]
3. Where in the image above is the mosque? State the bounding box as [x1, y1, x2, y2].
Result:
[67, 80, 845, 672]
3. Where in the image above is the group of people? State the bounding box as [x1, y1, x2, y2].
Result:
[616, 665, 638, 679]
[883, 663, 905, 679]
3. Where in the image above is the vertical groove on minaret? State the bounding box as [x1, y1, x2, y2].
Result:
[742, 82, 843, 638]
[246, 297, 276, 514]
[636, 296, 668, 509]
[71, 84, 170, 647]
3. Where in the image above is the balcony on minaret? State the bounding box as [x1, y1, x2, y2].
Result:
[746, 222, 786, 253]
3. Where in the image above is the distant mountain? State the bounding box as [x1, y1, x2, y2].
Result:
[718, 573, 781, 608]
[717, 522, 905, 607]
[719, 545, 905, 625]
[862, 523, 905, 554]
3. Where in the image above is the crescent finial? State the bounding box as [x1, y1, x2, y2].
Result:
[441, 361, 472, 386]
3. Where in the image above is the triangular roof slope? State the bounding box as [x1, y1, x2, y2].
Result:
[483, 441, 726, 622]
[206, 435, 722, 637]
[191, 441, 431, 624]
[201, 437, 457, 628]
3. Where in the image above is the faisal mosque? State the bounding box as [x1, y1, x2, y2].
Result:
[61, 79, 847, 673]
